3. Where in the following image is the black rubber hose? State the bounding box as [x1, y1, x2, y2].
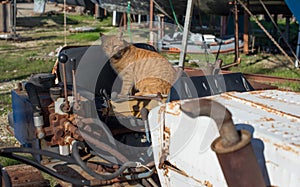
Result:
[72, 141, 137, 180]
[0, 164, 12, 187]
[0, 147, 76, 164]
[0, 152, 91, 186]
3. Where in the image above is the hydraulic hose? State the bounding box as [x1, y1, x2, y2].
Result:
[79, 126, 129, 163]
[124, 168, 156, 180]
[1, 164, 12, 187]
[0, 147, 76, 164]
[72, 141, 138, 180]
[0, 152, 91, 186]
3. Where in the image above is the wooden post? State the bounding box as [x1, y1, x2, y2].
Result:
[158, 14, 165, 39]
[94, 4, 101, 19]
[179, 0, 194, 69]
[243, 0, 249, 54]
[123, 12, 127, 30]
[149, 0, 153, 31]
[234, 0, 240, 63]
[149, 0, 154, 46]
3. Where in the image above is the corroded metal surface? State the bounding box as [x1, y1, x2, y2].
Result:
[149, 89, 300, 187]
[211, 130, 265, 187]
[3, 164, 49, 187]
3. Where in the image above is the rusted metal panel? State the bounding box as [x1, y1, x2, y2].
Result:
[3, 164, 49, 187]
[149, 89, 300, 187]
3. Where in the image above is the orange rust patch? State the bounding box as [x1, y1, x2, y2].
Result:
[159, 105, 166, 114]
[260, 117, 275, 122]
[168, 101, 180, 111]
[204, 180, 213, 187]
[271, 124, 275, 128]
[165, 101, 181, 116]
[291, 143, 300, 148]
[273, 143, 299, 155]
[164, 126, 170, 135]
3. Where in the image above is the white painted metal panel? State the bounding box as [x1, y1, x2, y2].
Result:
[149, 90, 300, 187]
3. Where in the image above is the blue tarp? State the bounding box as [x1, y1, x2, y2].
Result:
[285, 0, 300, 22]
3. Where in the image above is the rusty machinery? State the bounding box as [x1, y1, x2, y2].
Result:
[1, 45, 160, 186]
[1, 44, 265, 186]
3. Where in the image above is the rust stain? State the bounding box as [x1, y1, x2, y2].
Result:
[273, 143, 299, 155]
[159, 105, 166, 114]
[157, 105, 166, 123]
[219, 93, 233, 100]
[225, 93, 300, 122]
[291, 143, 300, 148]
[163, 166, 169, 176]
[291, 119, 297, 123]
[167, 100, 180, 110]
[164, 126, 170, 135]
[204, 180, 213, 187]
[165, 101, 181, 116]
[163, 162, 211, 186]
[260, 117, 275, 122]
[260, 137, 271, 143]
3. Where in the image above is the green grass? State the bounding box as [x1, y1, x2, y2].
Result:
[0, 156, 22, 167]
[161, 51, 300, 91]
[0, 152, 36, 166]
[0, 13, 114, 118]
[0, 92, 12, 115]
[0, 55, 55, 81]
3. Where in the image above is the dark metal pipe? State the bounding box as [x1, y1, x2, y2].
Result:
[211, 130, 265, 187]
[0, 152, 90, 186]
[58, 53, 70, 112]
[181, 98, 265, 187]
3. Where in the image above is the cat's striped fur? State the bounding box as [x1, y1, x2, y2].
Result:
[101, 34, 177, 96]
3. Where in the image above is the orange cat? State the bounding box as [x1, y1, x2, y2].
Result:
[101, 33, 177, 97]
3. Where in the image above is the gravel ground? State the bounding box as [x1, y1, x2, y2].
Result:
[0, 80, 23, 147]
[0, 2, 71, 148]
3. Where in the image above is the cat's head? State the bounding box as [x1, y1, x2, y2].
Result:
[100, 32, 129, 57]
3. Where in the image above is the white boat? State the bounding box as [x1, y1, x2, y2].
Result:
[160, 32, 243, 54]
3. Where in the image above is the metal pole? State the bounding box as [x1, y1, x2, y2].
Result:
[112, 11, 117, 26]
[243, 0, 249, 54]
[13, 0, 17, 37]
[138, 14, 141, 24]
[178, 0, 194, 69]
[64, 0, 67, 46]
